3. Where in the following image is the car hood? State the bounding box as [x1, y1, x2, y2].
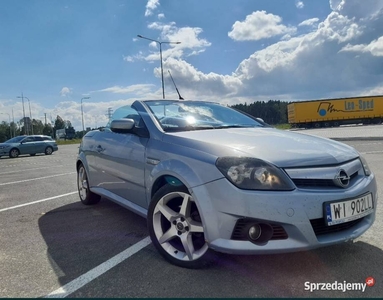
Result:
[164, 127, 359, 168]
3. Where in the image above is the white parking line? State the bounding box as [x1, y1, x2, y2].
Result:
[0, 192, 77, 212]
[0, 165, 65, 175]
[360, 151, 383, 154]
[0, 172, 76, 186]
[44, 236, 152, 298]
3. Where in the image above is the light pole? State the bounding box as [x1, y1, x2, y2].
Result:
[17, 94, 28, 135]
[81, 97, 90, 133]
[0, 112, 12, 138]
[12, 108, 16, 137]
[137, 35, 181, 99]
[23, 96, 34, 135]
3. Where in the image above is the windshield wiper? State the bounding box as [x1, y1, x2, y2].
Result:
[212, 124, 261, 129]
[163, 124, 261, 132]
[163, 125, 214, 132]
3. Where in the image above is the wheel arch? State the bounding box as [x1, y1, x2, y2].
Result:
[148, 159, 209, 203]
[76, 151, 88, 170]
[76, 159, 83, 171]
[147, 158, 222, 204]
[76, 153, 96, 185]
[151, 175, 186, 199]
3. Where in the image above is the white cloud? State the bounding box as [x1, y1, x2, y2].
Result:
[123, 51, 145, 63]
[296, 1, 304, 9]
[123, 56, 134, 62]
[60, 87, 72, 96]
[158, 13, 165, 19]
[96, 84, 156, 95]
[361, 85, 383, 95]
[132, 22, 211, 62]
[149, 41, 158, 49]
[299, 18, 319, 27]
[161, 57, 243, 99]
[151, 5, 383, 103]
[340, 36, 383, 56]
[145, 0, 160, 17]
[124, 0, 383, 107]
[147, 21, 174, 30]
[228, 11, 296, 41]
[316, 12, 362, 43]
[329, 0, 383, 19]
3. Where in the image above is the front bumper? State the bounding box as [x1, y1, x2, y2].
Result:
[191, 174, 377, 255]
[0, 148, 10, 156]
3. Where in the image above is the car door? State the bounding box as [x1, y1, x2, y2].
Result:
[19, 136, 36, 154]
[94, 106, 149, 209]
[33, 136, 45, 153]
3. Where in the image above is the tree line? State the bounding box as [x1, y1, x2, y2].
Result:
[0, 115, 80, 142]
[231, 100, 290, 124]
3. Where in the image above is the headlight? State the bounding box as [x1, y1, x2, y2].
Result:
[359, 155, 371, 176]
[216, 157, 295, 191]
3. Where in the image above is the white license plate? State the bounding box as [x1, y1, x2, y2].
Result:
[325, 193, 374, 226]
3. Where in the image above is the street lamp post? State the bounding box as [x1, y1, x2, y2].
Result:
[12, 108, 16, 137]
[24, 96, 34, 135]
[17, 94, 28, 135]
[0, 112, 12, 138]
[137, 35, 181, 99]
[81, 97, 90, 133]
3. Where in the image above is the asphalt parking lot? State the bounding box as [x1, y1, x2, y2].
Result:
[0, 138, 382, 298]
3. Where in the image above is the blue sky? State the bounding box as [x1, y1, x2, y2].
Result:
[1, 0, 383, 130]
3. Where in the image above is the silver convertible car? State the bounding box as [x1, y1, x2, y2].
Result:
[76, 100, 377, 268]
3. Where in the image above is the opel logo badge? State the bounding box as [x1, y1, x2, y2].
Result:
[334, 169, 350, 188]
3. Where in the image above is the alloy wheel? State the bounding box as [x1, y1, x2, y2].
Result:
[78, 166, 88, 201]
[152, 191, 208, 262]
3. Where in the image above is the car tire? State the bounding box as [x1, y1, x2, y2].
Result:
[45, 146, 53, 155]
[77, 164, 101, 205]
[148, 183, 212, 269]
[9, 148, 19, 158]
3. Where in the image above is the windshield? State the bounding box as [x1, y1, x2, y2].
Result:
[5, 136, 25, 143]
[144, 101, 264, 132]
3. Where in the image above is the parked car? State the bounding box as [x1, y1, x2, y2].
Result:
[76, 100, 377, 268]
[0, 135, 58, 158]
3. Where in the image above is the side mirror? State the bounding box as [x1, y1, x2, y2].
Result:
[110, 119, 135, 133]
[256, 117, 265, 123]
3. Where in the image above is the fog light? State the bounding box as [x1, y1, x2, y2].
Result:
[248, 224, 262, 241]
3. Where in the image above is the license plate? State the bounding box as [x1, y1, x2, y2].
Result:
[324, 193, 374, 226]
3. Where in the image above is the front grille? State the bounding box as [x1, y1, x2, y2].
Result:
[310, 217, 364, 236]
[292, 172, 358, 188]
[231, 218, 288, 241]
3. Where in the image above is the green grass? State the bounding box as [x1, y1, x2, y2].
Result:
[274, 123, 292, 130]
[56, 139, 82, 145]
